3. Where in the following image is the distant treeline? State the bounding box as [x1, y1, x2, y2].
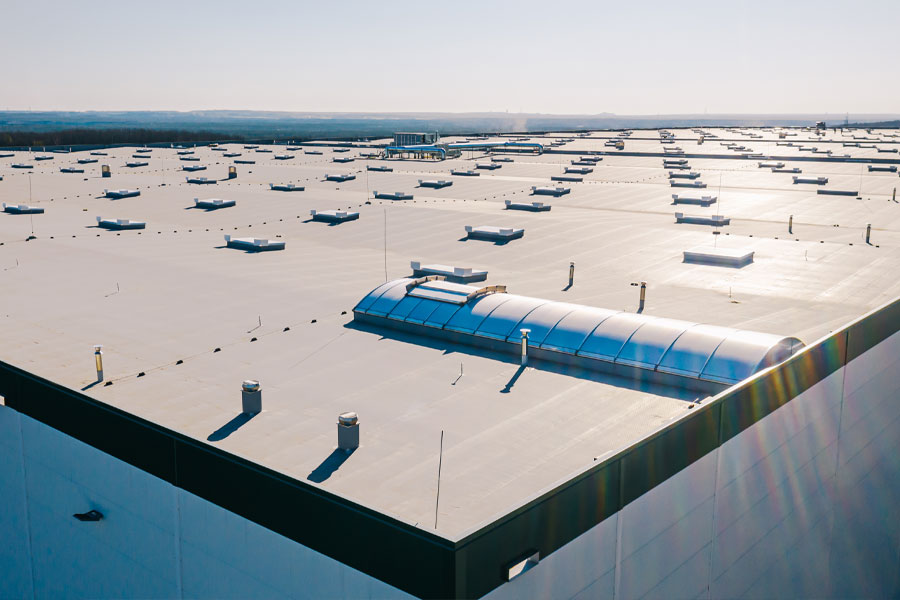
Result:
[0, 128, 241, 148]
[844, 120, 900, 128]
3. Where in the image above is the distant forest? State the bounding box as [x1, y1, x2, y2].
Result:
[0, 128, 239, 148]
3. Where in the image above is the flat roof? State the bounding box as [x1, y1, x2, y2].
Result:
[2, 126, 899, 539]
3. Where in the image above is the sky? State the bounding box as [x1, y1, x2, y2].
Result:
[3, 0, 899, 115]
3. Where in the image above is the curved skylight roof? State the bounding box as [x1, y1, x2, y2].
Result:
[354, 278, 803, 386]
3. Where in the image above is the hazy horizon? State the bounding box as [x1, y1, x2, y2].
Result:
[4, 0, 898, 114]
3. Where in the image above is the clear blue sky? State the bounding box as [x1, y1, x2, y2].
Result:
[4, 0, 898, 114]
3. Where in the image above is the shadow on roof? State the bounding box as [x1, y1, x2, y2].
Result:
[344, 320, 706, 402]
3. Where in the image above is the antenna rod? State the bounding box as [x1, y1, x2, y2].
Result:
[434, 430, 444, 529]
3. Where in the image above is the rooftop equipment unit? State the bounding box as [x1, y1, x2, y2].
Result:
[269, 183, 305, 191]
[668, 171, 701, 179]
[663, 158, 688, 165]
[491, 157, 514, 163]
[333, 148, 351, 153]
[451, 169, 480, 176]
[77, 158, 99, 164]
[868, 165, 898, 172]
[333, 156, 355, 163]
[180, 156, 201, 162]
[410, 261, 488, 283]
[2, 203, 44, 214]
[96, 217, 145, 230]
[793, 176, 828, 184]
[476, 162, 502, 170]
[126, 161, 149, 167]
[373, 191, 413, 200]
[758, 161, 785, 168]
[531, 186, 570, 197]
[182, 165, 207, 172]
[274, 154, 294, 160]
[177, 150, 194, 155]
[304, 150, 323, 155]
[773, 167, 802, 173]
[223, 152, 241, 157]
[418, 179, 452, 189]
[675, 212, 730, 226]
[234, 159, 256, 164]
[194, 198, 235, 210]
[60, 167, 85, 174]
[565, 166, 592, 174]
[505, 200, 551, 212]
[367, 165, 393, 172]
[817, 189, 859, 196]
[570, 160, 596, 166]
[671, 194, 716, 206]
[324, 173, 356, 182]
[309, 209, 360, 223]
[34, 155, 54, 161]
[12, 164, 34, 169]
[90, 151, 108, 156]
[103, 189, 140, 199]
[670, 180, 707, 188]
[224, 235, 285, 251]
[255, 148, 273, 153]
[186, 176, 216, 184]
[464, 225, 525, 241]
[684, 246, 754, 268]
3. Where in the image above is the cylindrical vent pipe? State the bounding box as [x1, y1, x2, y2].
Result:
[520, 329, 530, 366]
[101, 165, 110, 178]
[228, 166, 237, 179]
[866, 223, 872, 244]
[337, 412, 360, 452]
[568, 262, 575, 287]
[241, 379, 262, 414]
[639, 282, 647, 312]
[93, 345, 104, 382]
[788, 214, 793, 234]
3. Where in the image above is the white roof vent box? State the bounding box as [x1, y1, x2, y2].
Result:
[310, 209, 360, 223]
[505, 200, 551, 212]
[104, 189, 140, 199]
[194, 198, 235, 210]
[3, 203, 44, 214]
[464, 225, 525, 242]
[96, 216, 146, 230]
[675, 212, 730, 226]
[410, 261, 488, 283]
[373, 191, 413, 200]
[684, 246, 754, 268]
[224, 235, 285, 251]
[325, 173, 356, 182]
[532, 186, 569, 197]
[418, 179, 452, 189]
[670, 180, 707, 188]
[672, 194, 716, 206]
[269, 183, 305, 192]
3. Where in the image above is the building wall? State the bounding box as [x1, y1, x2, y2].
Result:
[0, 405, 414, 600]
[485, 329, 900, 600]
